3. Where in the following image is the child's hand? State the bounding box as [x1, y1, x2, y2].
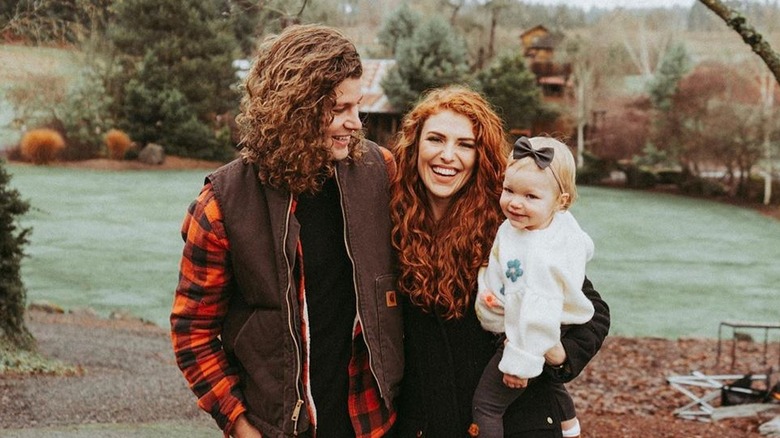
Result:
[544, 341, 567, 367]
[502, 373, 528, 389]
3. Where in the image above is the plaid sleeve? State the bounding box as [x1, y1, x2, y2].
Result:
[170, 182, 246, 435]
[348, 324, 396, 438]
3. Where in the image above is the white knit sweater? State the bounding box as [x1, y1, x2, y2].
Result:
[475, 211, 595, 378]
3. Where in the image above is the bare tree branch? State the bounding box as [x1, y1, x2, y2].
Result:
[294, 0, 308, 19]
[698, 0, 780, 84]
[442, 0, 464, 25]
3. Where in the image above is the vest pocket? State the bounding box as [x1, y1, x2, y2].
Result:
[375, 273, 404, 397]
[233, 308, 287, 427]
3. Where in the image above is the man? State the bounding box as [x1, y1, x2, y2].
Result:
[171, 24, 402, 438]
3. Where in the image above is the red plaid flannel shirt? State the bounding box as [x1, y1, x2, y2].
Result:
[171, 181, 395, 437]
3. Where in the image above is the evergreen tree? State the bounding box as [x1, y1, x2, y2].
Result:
[376, 3, 421, 57]
[0, 160, 34, 351]
[119, 52, 221, 159]
[223, 0, 262, 56]
[110, 0, 240, 160]
[647, 42, 690, 111]
[382, 16, 470, 113]
[645, 42, 691, 173]
[476, 51, 547, 132]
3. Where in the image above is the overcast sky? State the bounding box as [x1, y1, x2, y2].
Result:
[524, 0, 697, 9]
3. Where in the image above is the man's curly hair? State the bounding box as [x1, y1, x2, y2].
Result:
[236, 24, 364, 195]
[389, 86, 508, 320]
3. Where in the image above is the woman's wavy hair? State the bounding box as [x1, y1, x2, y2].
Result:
[236, 24, 364, 195]
[390, 86, 508, 320]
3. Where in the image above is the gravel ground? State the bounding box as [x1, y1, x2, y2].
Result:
[0, 309, 219, 437]
[2, 308, 779, 438]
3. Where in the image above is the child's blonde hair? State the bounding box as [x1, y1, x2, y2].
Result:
[507, 136, 577, 210]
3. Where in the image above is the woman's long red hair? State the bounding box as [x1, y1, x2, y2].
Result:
[390, 86, 508, 320]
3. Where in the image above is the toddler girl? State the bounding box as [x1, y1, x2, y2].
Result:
[469, 136, 595, 438]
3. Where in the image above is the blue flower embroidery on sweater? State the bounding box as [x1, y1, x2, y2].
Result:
[499, 285, 505, 296]
[505, 259, 523, 282]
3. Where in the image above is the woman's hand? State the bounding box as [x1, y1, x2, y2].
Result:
[544, 341, 567, 367]
[502, 373, 528, 389]
[232, 414, 263, 438]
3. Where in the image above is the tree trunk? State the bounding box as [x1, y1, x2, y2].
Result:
[761, 75, 774, 205]
[576, 78, 586, 169]
[757, 45, 777, 205]
[0, 295, 35, 351]
[488, 9, 497, 61]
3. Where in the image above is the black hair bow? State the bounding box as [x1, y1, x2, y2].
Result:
[512, 136, 553, 169]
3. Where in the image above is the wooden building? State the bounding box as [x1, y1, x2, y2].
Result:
[360, 59, 401, 148]
[519, 25, 571, 100]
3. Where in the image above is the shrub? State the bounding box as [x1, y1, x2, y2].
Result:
[621, 163, 657, 189]
[678, 176, 727, 197]
[3, 146, 23, 162]
[577, 151, 611, 185]
[20, 129, 66, 165]
[121, 82, 234, 161]
[591, 96, 652, 162]
[0, 159, 34, 351]
[57, 71, 114, 161]
[656, 169, 684, 185]
[123, 143, 141, 161]
[104, 129, 133, 160]
[6, 68, 112, 162]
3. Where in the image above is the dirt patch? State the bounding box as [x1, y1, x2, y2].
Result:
[2, 309, 778, 436]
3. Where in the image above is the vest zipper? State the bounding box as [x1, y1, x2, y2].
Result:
[283, 194, 305, 434]
[334, 167, 384, 400]
[291, 398, 304, 434]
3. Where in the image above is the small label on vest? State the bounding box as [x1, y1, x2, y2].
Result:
[386, 290, 397, 307]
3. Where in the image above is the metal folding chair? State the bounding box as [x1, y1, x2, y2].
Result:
[666, 371, 769, 421]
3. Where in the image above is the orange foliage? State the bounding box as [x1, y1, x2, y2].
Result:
[104, 129, 133, 160]
[20, 128, 66, 165]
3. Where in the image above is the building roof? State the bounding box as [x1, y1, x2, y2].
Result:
[520, 24, 549, 39]
[360, 59, 398, 114]
[520, 24, 564, 51]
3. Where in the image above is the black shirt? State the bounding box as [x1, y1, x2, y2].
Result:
[296, 176, 357, 437]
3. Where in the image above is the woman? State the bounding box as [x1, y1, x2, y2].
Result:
[389, 86, 609, 438]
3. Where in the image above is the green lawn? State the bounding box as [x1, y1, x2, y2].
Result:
[7, 164, 206, 329]
[572, 187, 780, 338]
[6, 163, 780, 339]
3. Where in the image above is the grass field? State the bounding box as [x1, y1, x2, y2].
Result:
[7, 164, 206, 329]
[571, 187, 780, 338]
[6, 163, 780, 339]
